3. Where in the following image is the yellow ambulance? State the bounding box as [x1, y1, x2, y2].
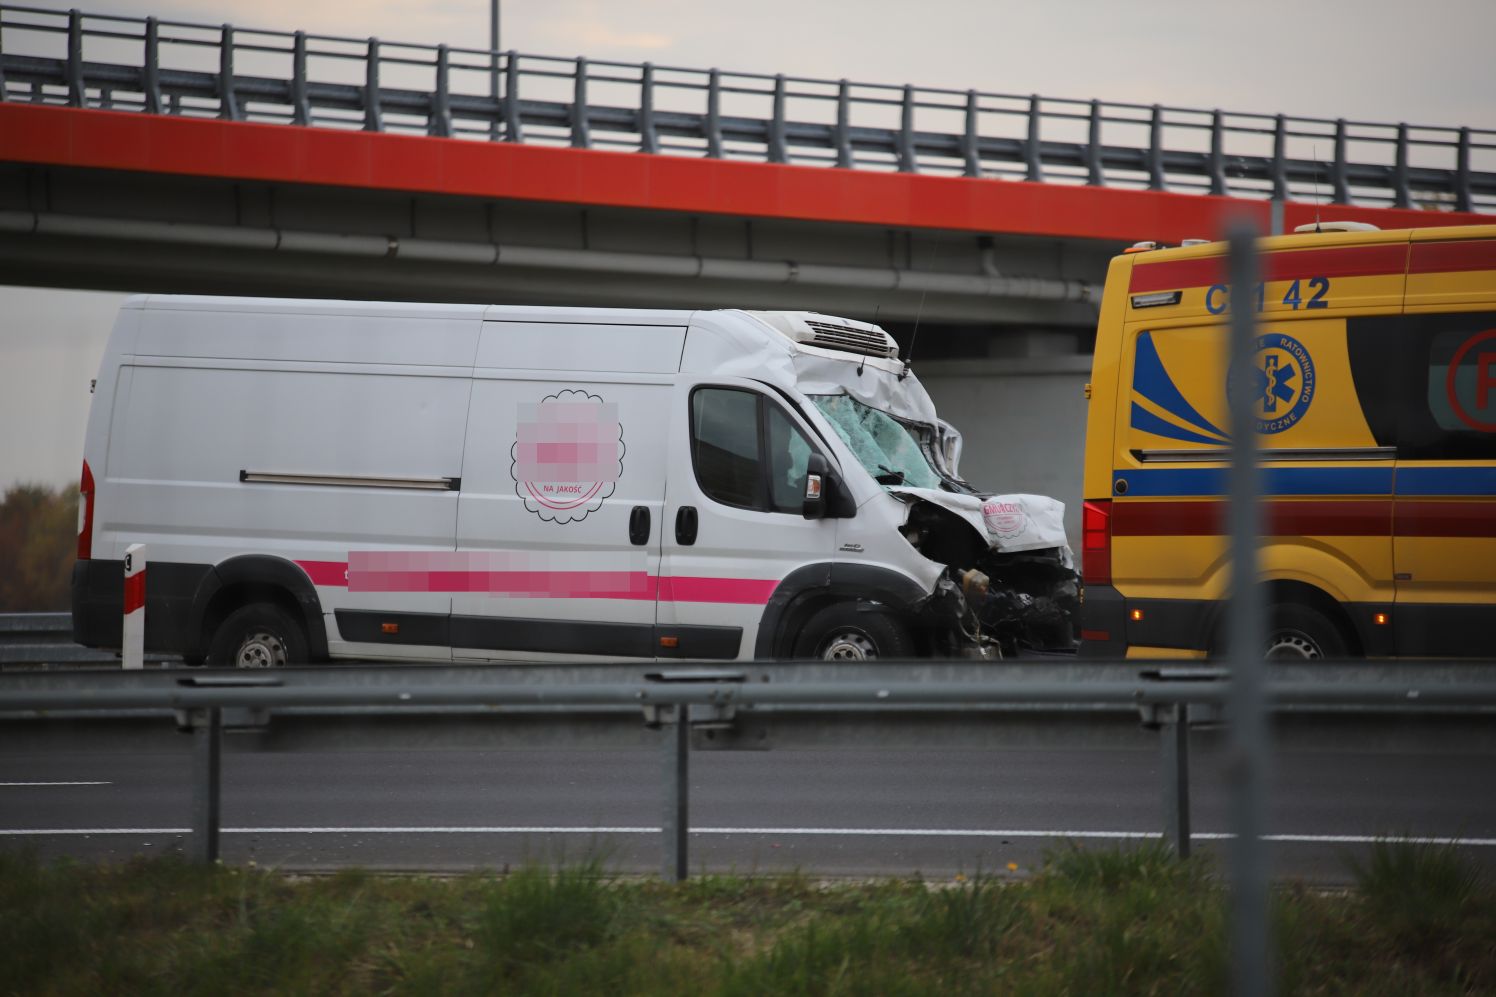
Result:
[1079, 223, 1496, 659]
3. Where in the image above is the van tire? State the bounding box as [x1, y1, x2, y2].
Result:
[794, 603, 915, 660]
[1263, 603, 1348, 661]
[207, 602, 309, 668]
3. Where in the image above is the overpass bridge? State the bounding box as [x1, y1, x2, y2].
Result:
[1, 4, 1491, 336]
[2, 6, 1492, 525]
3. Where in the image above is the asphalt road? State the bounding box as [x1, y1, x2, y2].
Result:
[4, 731, 1494, 883]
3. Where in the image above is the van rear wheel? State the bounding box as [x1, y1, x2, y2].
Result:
[793, 603, 914, 661]
[207, 603, 309, 668]
[1263, 603, 1348, 661]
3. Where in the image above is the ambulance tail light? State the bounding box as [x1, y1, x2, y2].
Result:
[1081, 499, 1111, 586]
[77, 459, 96, 560]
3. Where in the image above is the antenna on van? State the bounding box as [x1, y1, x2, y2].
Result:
[1310, 143, 1325, 234]
[901, 291, 926, 381]
[857, 307, 877, 376]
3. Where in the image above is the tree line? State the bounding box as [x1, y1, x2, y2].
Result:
[0, 483, 77, 612]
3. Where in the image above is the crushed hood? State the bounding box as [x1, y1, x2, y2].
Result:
[890, 487, 1069, 554]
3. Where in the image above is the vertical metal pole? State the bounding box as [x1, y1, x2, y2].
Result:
[66, 8, 85, 107]
[363, 38, 382, 132]
[1392, 122, 1412, 209]
[961, 89, 980, 178]
[1455, 127, 1472, 213]
[1160, 702, 1191, 857]
[639, 62, 658, 154]
[430, 44, 452, 138]
[1086, 99, 1105, 186]
[218, 24, 237, 120]
[488, 0, 499, 139]
[897, 84, 916, 173]
[1208, 110, 1227, 196]
[1024, 94, 1043, 182]
[143, 17, 162, 115]
[291, 31, 309, 126]
[1269, 114, 1288, 201]
[768, 74, 787, 163]
[661, 704, 689, 882]
[190, 707, 223, 865]
[835, 80, 854, 170]
[1147, 103, 1165, 190]
[571, 56, 590, 148]
[705, 69, 722, 159]
[1331, 118, 1350, 204]
[503, 52, 521, 142]
[1226, 222, 1270, 997]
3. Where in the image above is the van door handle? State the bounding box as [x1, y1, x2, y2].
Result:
[629, 506, 650, 546]
[675, 506, 698, 546]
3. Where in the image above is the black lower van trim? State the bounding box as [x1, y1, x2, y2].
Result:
[334, 610, 449, 647]
[72, 558, 215, 653]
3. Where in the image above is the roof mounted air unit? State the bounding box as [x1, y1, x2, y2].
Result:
[751, 312, 899, 359]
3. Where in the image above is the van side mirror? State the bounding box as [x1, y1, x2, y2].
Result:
[803, 453, 854, 520]
[803, 453, 828, 519]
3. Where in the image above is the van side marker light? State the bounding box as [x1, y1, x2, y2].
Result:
[381, 622, 400, 635]
[1130, 290, 1182, 308]
[659, 636, 679, 648]
[1373, 613, 1389, 626]
[1130, 609, 1144, 622]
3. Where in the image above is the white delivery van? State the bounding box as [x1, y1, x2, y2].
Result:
[72, 296, 1079, 665]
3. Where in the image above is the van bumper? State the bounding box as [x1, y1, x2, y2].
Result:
[1078, 585, 1129, 658]
[72, 558, 213, 654]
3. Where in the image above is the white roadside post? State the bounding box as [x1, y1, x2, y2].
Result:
[122, 543, 146, 669]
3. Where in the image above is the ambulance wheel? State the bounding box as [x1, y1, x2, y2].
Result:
[207, 603, 309, 668]
[1263, 603, 1348, 661]
[794, 603, 915, 661]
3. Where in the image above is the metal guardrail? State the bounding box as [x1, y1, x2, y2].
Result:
[0, 611, 179, 666]
[3, 661, 1495, 881]
[0, 5, 1492, 212]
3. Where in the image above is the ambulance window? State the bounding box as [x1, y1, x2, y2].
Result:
[1348, 312, 1496, 460]
[766, 403, 813, 513]
[691, 388, 763, 509]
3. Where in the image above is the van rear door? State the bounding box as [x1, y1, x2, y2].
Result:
[451, 320, 683, 660]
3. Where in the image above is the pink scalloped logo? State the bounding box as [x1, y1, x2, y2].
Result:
[511, 389, 625, 524]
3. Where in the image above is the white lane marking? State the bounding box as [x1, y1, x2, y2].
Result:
[0, 781, 112, 787]
[2, 826, 1495, 847]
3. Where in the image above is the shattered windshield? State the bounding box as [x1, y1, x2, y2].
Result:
[810, 394, 943, 490]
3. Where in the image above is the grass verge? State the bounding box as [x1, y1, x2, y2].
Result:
[2, 840, 1492, 995]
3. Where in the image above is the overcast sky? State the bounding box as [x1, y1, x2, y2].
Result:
[4, 0, 1494, 490]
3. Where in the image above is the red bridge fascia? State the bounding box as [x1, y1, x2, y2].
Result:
[1, 103, 1486, 244]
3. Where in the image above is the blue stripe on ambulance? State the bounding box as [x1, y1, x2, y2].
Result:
[1131, 331, 1230, 442]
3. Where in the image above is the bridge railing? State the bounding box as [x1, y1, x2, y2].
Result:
[2, 4, 1492, 212]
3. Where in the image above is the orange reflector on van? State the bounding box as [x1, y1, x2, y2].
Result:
[1373, 612, 1389, 626]
[659, 635, 679, 648]
[381, 622, 399, 634]
[1130, 609, 1144, 622]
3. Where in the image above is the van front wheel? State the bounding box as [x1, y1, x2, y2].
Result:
[207, 603, 309, 668]
[793, 603, 915, 661]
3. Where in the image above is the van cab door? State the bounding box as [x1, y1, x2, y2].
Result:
[451, 321, 681, 660]
[657, 379, 841, 659]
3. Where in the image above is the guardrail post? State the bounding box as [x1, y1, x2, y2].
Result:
[898, 84, 917, 173]
[638, 62, 658, 154]
[1208, 109, 1227, 196]
[67, 8, 85, 107]
[1086, 99, 1105, 186]
[122, 544, 146, 670]
[503, 52, 521, 141]
[1159, 702, 1191, 856]
[662, 703, 689, 882]
[189, 705, 222, 864]
[835, 80, 854, 169]
[1146, 103, 1165, 190]
[768, 74, 787, 163]
[1331, 118, 1350, 203]
[218, 24, 238, 121]
[143, 17, 162, 115]
[1270, 114, 1288, 201]
[571, 56, 590, 148]
[291, 31, 310, 125]
[705, 69, 722, 158]
[430, 44, 452, 138]
[364, 38, 382, 132]
[1392, 122, 1411, 208]
[1024, 94, 1043, 182]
